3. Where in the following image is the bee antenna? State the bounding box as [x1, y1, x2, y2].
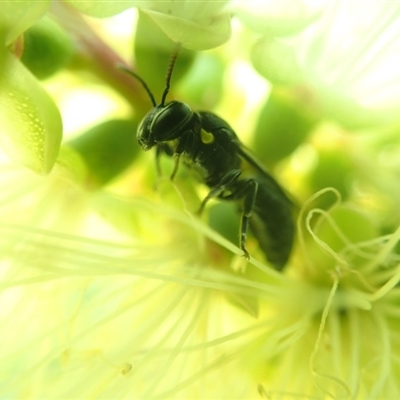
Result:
[160, 44, 181, 106]
[118, 65, 157, 107]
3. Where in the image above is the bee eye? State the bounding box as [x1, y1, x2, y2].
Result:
[150, 101, 194, 141]
[136, 111, 156, 151]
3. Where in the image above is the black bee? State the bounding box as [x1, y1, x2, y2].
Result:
[121, 51, 295, 269]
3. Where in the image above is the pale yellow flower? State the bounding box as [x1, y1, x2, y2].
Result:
[1, 1, 400, 399]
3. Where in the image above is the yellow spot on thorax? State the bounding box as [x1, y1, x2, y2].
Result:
[200, 128, 214, 144]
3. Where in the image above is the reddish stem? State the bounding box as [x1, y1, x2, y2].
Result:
[50, 0, 149, 114]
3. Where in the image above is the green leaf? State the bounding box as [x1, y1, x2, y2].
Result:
[0, 56, 62, 174]
[0, 0, 50, 45]
[65, 0, 136, 18]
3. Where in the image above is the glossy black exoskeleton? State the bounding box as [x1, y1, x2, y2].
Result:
[121, 52, 295, 269]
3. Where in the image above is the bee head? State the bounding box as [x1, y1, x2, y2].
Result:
[119, 47, 195, 151]
[136, 101, 194, 150]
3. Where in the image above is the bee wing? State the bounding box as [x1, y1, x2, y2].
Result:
[231, 137, 294, 204]
[233, 139, 270, 175]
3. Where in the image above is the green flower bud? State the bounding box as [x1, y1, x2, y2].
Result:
[252, 87, 318, 167]
[177, 53, 224, 109]
[21, 16, 73, 79]
[68, 119, 140, 187]
[308, 145, 354, 203]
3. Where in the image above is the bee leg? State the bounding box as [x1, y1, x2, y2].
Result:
[155, 144, 180, 181]
[238, 179, 258, 260]
[170, 154, 181, 181]
[196, 169, 242, 215]
[155, 144, 172, 177]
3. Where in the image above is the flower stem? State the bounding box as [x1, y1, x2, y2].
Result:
[50, 1, 149, 114]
